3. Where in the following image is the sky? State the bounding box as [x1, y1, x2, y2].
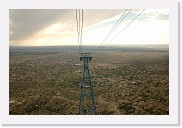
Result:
[9, 9, 169, 46]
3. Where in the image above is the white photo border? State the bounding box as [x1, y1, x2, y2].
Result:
[0, 0, 179, 125]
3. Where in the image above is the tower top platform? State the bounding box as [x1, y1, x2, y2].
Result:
[80, 53, 91, 57]
[80, 53, 92, 61]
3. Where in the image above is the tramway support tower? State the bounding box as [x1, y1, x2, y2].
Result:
[79, 53, 96, 114]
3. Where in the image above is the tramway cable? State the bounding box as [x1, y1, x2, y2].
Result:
[76, 9, 83, 53]
[99, 9, 130, 47]
[104, 9, 145, 47]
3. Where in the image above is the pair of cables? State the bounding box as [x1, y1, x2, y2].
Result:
[99, 9, 145, 48]
[76, 9, 83, 53]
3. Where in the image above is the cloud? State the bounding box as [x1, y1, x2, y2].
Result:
[9, 9, 74, 41]
[137, 9, 169, 21]
[9, 9, 123, 43]
[85, 9, 169, 32]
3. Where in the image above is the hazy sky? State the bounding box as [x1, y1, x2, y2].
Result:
[9, 9, 169, 46]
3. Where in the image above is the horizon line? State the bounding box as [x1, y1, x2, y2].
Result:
[9, 44, 169, 47]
